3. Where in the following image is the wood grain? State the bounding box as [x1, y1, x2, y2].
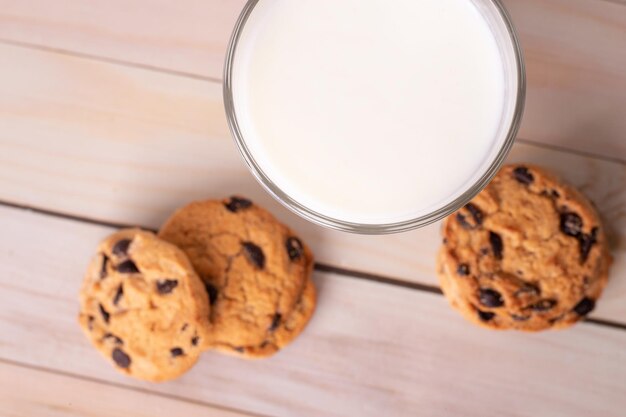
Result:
[0, 0, 624, 158]
[0, 0, 245, 79]
[0, 205, 625, 417]
[0, 44, 624, 321]
[1, 2, 624, 415]
[0, 361, 253, 417]
[505, 0, 626, 159]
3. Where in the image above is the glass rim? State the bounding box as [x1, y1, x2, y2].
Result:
[223, 0, 526, 235]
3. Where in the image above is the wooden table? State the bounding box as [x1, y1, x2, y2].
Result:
[0, 1, 624, 416]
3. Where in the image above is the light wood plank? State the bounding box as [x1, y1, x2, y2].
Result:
[0, 0, 624, 158]
[505, 0, 626, 159]
[0, 44, 624, 319]
[0, 361, 252, 417]
[0, 0, 246, 79]
[0, 205, 625, 417]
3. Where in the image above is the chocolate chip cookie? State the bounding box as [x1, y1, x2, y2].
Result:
[78, 229, 211, 381]
[438, 164, 611, 331]
[159, 197, 316, 358]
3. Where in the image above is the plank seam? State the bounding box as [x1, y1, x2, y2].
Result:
[315, 263, 443, 295]
[0, 38, 623, 165]
[516, 138, 625, 166]
[597, 0, 626, 6]
[1, 198, 624, 333]
[584, 317, 626, 331]
[0, 356, 272, 417]
[0, 199, 153, 231]
[0, 38, 221, 83]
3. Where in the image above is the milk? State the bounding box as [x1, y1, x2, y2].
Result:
[230, 0, 517, 225]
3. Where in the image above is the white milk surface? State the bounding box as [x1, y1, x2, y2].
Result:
[232, 0, 507, 224]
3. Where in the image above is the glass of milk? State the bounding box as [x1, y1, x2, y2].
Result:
[224, 0, 525, 234]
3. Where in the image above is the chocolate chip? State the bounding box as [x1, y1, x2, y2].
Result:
[224, 196, 252, 213]
[103, 333, 123, 345]
[579, 227, 598, 263]
[286, 237, 304, 261]
[560, 212, 583, 237]
[112, 239, 132, 257]
[456, 203, 483, 229]
[156, 279, 178, 294]
[531, 299, 557, 312]
[117, 260, 139, 274]
[204, 283, 218, 305]
[513, 166, 534, 185]
[477, 310, 495, 321]
[479, 247, 489, 256]
[456, 213, 471, 228]
[113, 285, 123, 306]
[170, 347, 184, 357]
[191, 336, 199, 346]
[514, 284, 540, 297]
[100, 255, 109, 279]
[541, 189, 560, 199]
[457, 264, 470, 276]
[466, 204, 483, 224]
[573, 297, 595, 316]
[456, 204, 483, 229]
[181, 323, 189, 332]
[242, 242, 265, 269]
[269, 313, 282, 332]
[511, 314, 530, 322]
[479, 289, 504, 307]
[489, 232, 503, 260]
[87, 315, 95, 330]
[112, 348, 131, 368]
[233, 347, 245, 353]
[99, 304, 110, 324]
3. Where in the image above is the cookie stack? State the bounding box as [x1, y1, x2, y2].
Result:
[437, 164, 612, 331]
[79, 197, 316, 382]
[79, 165, 613, 380]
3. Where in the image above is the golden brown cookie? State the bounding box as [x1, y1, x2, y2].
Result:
[437, 164, 611, 331]
[78, 229, 210, 381]
[159, 197, 316, 358]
